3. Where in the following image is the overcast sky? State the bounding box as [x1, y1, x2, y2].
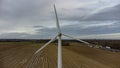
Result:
[0, 0, 120, 39]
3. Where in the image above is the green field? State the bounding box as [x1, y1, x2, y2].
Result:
[0, 42, 120, 68]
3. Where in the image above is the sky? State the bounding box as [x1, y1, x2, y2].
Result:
[0, 0, 120, 39]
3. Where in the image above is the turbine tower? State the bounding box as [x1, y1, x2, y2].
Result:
[34, 4, 90, 68]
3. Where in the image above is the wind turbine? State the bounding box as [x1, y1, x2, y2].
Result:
[34, 4, 90, 68]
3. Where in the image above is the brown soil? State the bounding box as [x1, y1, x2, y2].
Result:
[0, 42, 119, 68]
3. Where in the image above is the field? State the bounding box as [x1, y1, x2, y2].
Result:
[0, 42, 120, 68]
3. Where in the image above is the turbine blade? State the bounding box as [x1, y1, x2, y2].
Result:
[34, 35, 57, 54]
[54, 4, 61, 34]
[62, 34, 90, 45]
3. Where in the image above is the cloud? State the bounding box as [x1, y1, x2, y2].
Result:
[0, 20, 119, 39]
[0, 0, 120, 39]
[85, 4, 120, 21]
[54, 0, 120, 21]
[0, 33, 30, 39]
[82, 21, 116, 29]
[0, 0, 53, 20]
[60, 21, 120, 36]
[78, 33, 120, 39]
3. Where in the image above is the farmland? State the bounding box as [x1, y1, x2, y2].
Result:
[0, 41, 120, 68]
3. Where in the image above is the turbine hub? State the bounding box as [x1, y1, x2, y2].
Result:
[58, 33, 62, 36]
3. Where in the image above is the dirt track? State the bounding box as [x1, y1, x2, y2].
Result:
[0, 42, 120, 68]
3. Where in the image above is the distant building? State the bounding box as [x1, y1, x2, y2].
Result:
[105, 46, 111, 49]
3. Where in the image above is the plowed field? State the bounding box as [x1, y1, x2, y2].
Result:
[0, 42, 120, 68]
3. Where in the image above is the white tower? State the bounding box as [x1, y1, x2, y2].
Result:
[34, 4, 90, 68]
